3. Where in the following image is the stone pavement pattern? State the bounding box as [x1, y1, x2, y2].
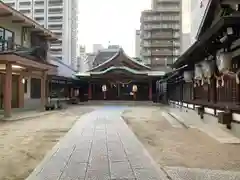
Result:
[27, 106, 168, 180]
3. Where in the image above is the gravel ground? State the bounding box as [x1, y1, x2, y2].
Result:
[0, 106, 96, 180]
[122, 107, 240, 171]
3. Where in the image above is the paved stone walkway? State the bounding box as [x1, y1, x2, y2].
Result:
[27, 106, 168, 180]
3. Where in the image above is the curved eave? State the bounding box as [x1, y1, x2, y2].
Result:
[87, 51, 120, 72]
[88, 48, 151, 72]
[91, 66, 147, 75]
[121, 51, 151, 70]
[75, 66, 166, 77]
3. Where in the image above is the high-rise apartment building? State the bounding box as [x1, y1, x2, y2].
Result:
[77, 46, 88, 72]
[181, 33, 191, 54]
[135, 30, 141, 58]
[93, 44, 104, 53]
[3, 0, 78, 68]
[140, 0, 182, 68]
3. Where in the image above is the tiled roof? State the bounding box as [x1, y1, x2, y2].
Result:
[49, 57, 77, 78]
[92, 49, 118, 68]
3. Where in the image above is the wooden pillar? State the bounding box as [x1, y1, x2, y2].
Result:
[88, 83, 92, 100]
[46, 79, 50, 100]
[117, 83, 120, 99]
[40, 71, 47, 110]
[237, 83, 240, 105]
[149, 80, 152, 101]
[180, 81, 183, 105]
[18, 74, 24, 108]
[4, 63, 12, 117]
[70, 87, 74, 98]
[211, 78, 217, 103]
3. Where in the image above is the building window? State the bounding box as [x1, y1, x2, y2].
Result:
[0, 27, 14, 51]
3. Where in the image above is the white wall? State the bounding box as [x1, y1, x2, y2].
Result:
[0, 19, 30, 47]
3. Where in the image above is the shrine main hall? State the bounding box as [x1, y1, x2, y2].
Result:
[76, 48, 167, 101]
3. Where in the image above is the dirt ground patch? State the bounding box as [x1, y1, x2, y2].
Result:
[123, 107, 240, 171]
[0, 106, 94, 180]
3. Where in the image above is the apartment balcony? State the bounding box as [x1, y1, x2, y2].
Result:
[48, 7, 63, 16]
[50, 50, 62, 55]
[48, 1, 63, 9]
[34, 11, 44, 16]
[4, 2, 15, 7]
[151, 50, 173, 56]
[141, 51, 151, 56]
[48, 18, 63, 25]
[143, 25, 180, 31]
[152, 33, 180, 39]
[142, 33, 180, 40]
[142, 16, 180, 22]
[51, 29, 62, 34]
[48, 13, 63, 17]
[50, 45, 62, 51]
[48, 26, 63, 31]
[156, 7, 180, 12]
[144, 57, 167, 66]
[35, 18, 45, 24]
[156, 43, 173, 48]
[51, 43, 62, 48]
[156, 0, 180, 2]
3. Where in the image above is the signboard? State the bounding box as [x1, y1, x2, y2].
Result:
[190, 0, 211, 44]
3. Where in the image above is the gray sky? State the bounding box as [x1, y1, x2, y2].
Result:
[78, 0, 190, 56]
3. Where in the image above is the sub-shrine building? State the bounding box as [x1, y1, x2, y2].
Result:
[160, 1, 240, 131]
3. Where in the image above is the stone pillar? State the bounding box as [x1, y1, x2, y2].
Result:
[18, 74, 24, 108]
[88, 83, 92, 100]
[149, 81, 152, 101]
[41, 71, 47, 110]
[4, 63, 12, 117]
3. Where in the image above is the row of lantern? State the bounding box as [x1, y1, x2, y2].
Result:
[101, 84, 138, 92]
[183, 52, 238, 87]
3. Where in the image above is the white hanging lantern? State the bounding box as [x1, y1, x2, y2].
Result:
[183, 71, 193, 82]
[217, 52, 232, 73]
[132, 85, 138, 92]
[201, 61, 213, 84]
[194, 64, 203, 80]
[102, 84, 107, 92]
[201, 61, 212, 78]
